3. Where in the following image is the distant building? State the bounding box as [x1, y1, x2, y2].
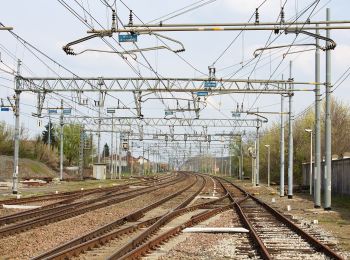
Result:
[138, 156, 149, 165]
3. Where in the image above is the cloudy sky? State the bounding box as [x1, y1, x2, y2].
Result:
[0, 0, 349, 158]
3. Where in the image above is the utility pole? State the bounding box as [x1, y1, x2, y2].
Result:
[153, 149, 156, 174]
[239, 135, 243, 180]
[251, 144, 255, 186]
[280, 82, 285, 197]
[118, 132, 122, 179]
[90, 134, 94, 166]
[147, 146, 150, 175]
[114, 131, 118, 178]
[324, 8, 332, 210]
[130, 142, 133, 177]
[229, 142, 232, 177]
[110, 114, 114, 178]
[214, 154, 216, 175]
[221, 146, 224, 175]
[265, 145, 271, 187]
[288, 61, 294, 199]
[12, 59, 21, 194]
[48, 112, 51, 150]
[314, 24, 321, 208]
[142, 141, 145, 176]
[256, 125, 260, 186]
[59, 99, 64, 181]
[97, 92, 102, 163]
[305, 129, 313, 195]
[79, 126, 84, 180]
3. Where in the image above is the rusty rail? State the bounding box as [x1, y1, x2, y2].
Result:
[0, 174, 171, 207]
[233, 202, 272, 260]
[35, 174, 231, 260]
[225, 179, 344, 260]
[248, 194, 344, 260]
[118, 205, 232, 259]
[0, 173, 185, 238]
[107, 175, 227, 259]
[32, 173, 198, 259]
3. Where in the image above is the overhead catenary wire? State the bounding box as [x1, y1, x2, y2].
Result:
[246, 0, 321, 113]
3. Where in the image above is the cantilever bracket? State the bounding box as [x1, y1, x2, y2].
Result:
[147, 32, 185, 53]
[253, 43, 324, 58]
[285, 29, 336, 50]
[63, 33, 111, 55]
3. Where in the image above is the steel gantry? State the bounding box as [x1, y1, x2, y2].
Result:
[62, 116, 264, 129]
[18, 77, 317, 94]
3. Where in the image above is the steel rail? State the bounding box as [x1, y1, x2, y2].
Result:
[0, 174, 170, 207]
[0, 174, 185, 238]
[115, 175, 245, 259]
[249, 194, 344, 260]
[0, 186, 129, 225]
[234, 202, 272, 260]
[226, 180, 344, 260]
[105, 175, 207, 259]
[119, 205, 231, 259]
[0, 186, 111, 207]
[0, 175, 173, 226]
[32, 173, 203, 259]
[108, 175, 244, 259]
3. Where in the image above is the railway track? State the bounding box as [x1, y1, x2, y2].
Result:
[0, 174, 174, 226]
[31, 173, 218, 259]
[219, 177, 344, 260]
[111, 176, 343, 260]
[5, 173, 339, 260]
[0, 175, 172, 207]
[0, 173, 184, 238]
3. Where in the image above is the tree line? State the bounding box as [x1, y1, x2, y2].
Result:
[241, 98, 350, 184]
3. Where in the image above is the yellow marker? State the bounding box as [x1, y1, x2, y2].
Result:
[213, 27, 224, 31]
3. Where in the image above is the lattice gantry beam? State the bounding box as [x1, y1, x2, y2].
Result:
[18, 77, 318, 94]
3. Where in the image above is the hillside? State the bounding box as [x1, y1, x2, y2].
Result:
[0, 155, 58, 181]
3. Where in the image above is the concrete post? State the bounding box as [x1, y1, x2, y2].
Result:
[113, 132, 119, 179]
[256, 126, 260, 186]
[241, 136, 244, 179]
[221, 146, 224, 175]
[90, 134, 93, 167]
[266, 145, 270, 187]
[147, 146, 150, 175]
[309, 130, 313, 195]
[280, 89, 285, 197]
[48, 113, 51, 150]
[12, 59, 21, 194]
[288, 60, 294, 199]
[324, 8, 332, 210]
[314, 24, 321, 208]
[59, 99, 64, 180]
[130, 142, 133, 177]
[97, 93, 101, 163]
[79, 127, 84, 180]
[110, 115, 114, 177]
[229, 143, 232, 177]
[118, 132, 122, 179]
[142, 142, 145, 176]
